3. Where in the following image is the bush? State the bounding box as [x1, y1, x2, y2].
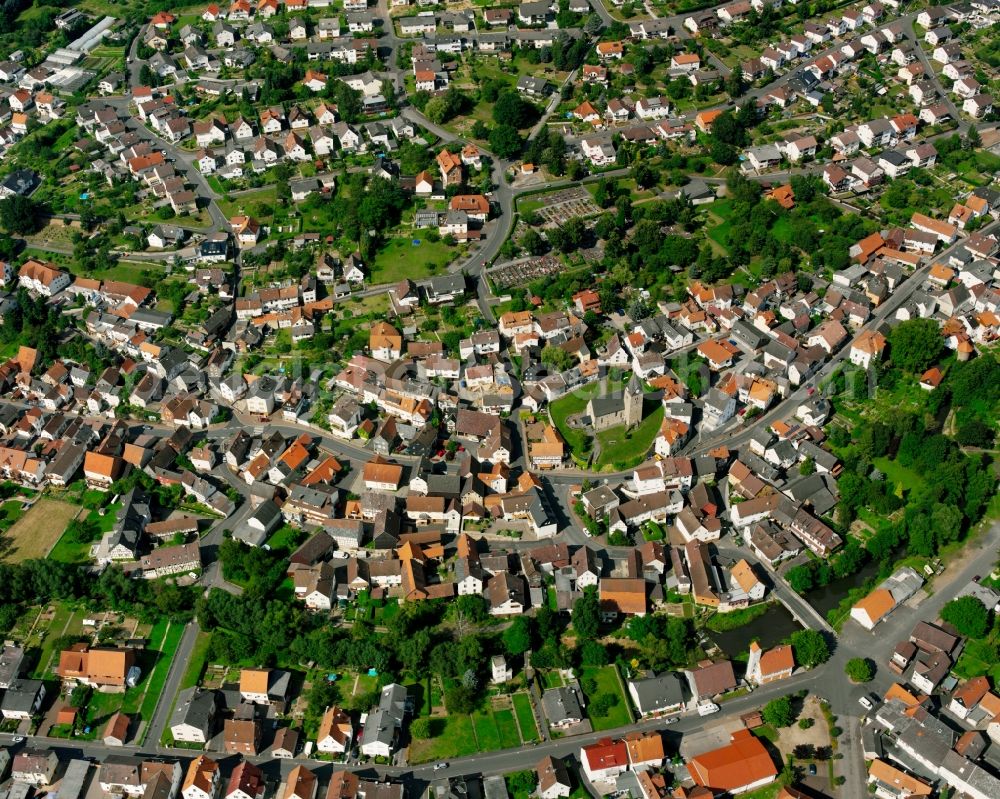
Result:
[410, 717, 431, 739]
[845, 657, 875, 683]
[793, 744, 815, 760]
[589, 693, 619, 717]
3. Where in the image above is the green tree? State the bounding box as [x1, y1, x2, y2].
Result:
[956, 417, 995, 448]
[0, 194, 42, 235]
[632, 162, 656, 189]
[762, 695, 795, 727]
[785, 564, 815, 594]
[790, 630, 830, 669]
[69, 684, 91, 708]
[489, 124, 524, 159]
[503, 616, 533, 656]
[506, 771, 537, 798]
[493, 90, 539, 128]
[521, 228, 546, 255]
[579, 639, 608, 666]
[396, 628, 432, 674]
[845, 657, 875, 683]
[941, 596, 990, 638]
[540, 345, 574, 372]
[444, 682, 479, 714]
[590, 693, 619, 717]
[889, 319, 944, 373]
[572, 586, 601, 639]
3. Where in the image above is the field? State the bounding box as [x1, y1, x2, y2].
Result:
[370, 237, 459, 284]
[1, 499, 80, 562]
[579, 665, 632, 731]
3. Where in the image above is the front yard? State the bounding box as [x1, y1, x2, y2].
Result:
[579, 664, 632, 731]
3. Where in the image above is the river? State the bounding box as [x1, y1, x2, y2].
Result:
[803, 558, 883, 617]
[707, 603, 803, 658]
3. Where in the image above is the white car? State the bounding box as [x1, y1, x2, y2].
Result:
[434, 763, 449, 771]
[858, 696, 873, 711]
[697, 702, 720, 716]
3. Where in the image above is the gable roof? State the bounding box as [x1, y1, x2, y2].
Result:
[687, 729, 778, 792]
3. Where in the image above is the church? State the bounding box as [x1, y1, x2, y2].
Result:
[587, 374, 644, 432]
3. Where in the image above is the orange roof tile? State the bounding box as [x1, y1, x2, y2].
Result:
[687, 729, 778, 793]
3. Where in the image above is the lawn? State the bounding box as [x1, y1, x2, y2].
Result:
[180, 630, 213, 690]
[954, 638, 1000, 683]
[127, 622, 185, 732]
[408, 714, 479, 763]
[369, 237, 460, 284]
[411, 699, 529, 764]
[751, 724, 778, 743]
[47, 528, 93, 564]
[579, 665, 632, 731]
[351, 672, 379, 700]
[594, 402, 664, 471]
[88, 261, 162, 286]
[31, 603, 77, 678]
[51, 501, 122, 562]
[548, 384, 602, 461]
[266, 525, 304, 554]
[771, 215, 795, 244]
[217, 187, 278, 221]
[472, 709, 502, 751]
[493, 708, 521, 748]
[512, 692, 539, 741]
[2, 499, 80, 562]
[706, 199, 735, 254]
[872, 457, 925, 493]
[542, 669, 566, 689]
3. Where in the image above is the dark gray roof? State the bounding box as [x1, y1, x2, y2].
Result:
[541, 686, 583, 723]
[170, 687, 217, 735]
[0, 169, 39, 196]
[628, 672, 687, 714]
[0, 678, 43, 714]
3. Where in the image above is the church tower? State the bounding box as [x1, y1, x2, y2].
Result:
[624, 373, 644, 428]
[747, 640, 762, 686]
